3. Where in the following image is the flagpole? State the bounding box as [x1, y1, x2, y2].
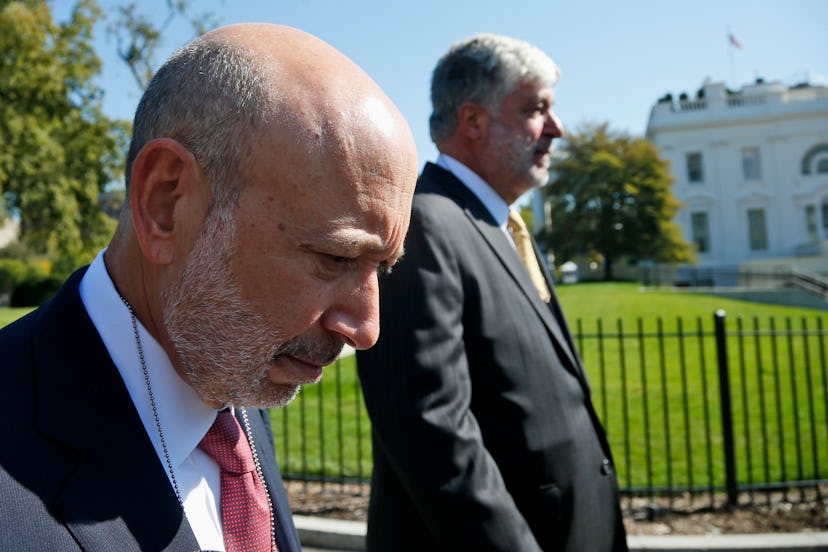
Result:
[727, 28, 735, 86]
[729, 41, 735, 85]
[727, 29, 743, 87]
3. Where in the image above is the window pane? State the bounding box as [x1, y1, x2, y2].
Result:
[806, 205, 818, 243]
[822, 199, 828, 233]
[686, 152, 703, 183]
[742, 147, 761, 180]
[748, 208, 768, 251]
[691, 211, 709, 253]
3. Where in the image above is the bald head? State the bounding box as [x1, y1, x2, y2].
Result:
[125, 23, 415, 213]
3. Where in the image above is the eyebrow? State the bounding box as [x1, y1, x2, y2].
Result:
[303, 230, 404, 262]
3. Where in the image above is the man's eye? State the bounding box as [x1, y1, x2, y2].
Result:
[316, 254, 356, 278]
[325, 254, 358, 270]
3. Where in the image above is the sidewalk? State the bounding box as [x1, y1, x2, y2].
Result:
[295, 515, 828, 552]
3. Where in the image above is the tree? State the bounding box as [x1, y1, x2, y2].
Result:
[0, 0, 129, 273]
[541, 123, 692, 281]
[108, 0, 218, 90]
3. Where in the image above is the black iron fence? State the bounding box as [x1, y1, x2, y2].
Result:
[574, 311, 827, 510]
[272, 311, 828, 509]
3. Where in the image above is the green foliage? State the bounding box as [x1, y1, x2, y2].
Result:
[542, 123, 693, 280]
[108, 0, 219, 90]
[0, 243, 59, 305]
[0, 258, 26, 298]
[10, 272, 61, 306]
[0, 0, 128, 267]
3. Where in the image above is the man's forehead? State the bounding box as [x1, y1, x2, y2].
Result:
[512, 81, 554, 101]
[495, 83, 551, 114]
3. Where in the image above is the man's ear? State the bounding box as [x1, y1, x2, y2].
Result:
[129, 138, 206, 265]
[456, 102, 490, 141]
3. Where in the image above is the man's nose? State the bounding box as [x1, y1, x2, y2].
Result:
[321, 272, 380, 350]
[545, 110, 564, 138]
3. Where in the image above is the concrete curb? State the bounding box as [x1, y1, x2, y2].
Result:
[626, 532, 828, 551]
[294, 516, 365, 551]
[294, 516, 828, 551]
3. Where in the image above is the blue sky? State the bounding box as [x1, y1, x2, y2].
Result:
[58, 0, 828, 168]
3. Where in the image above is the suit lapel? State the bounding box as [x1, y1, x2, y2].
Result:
[34, 270, 199, 552]
[466, 209, 583, 376]
[421, 163, 585, 380]
[531, 238, 587, 380]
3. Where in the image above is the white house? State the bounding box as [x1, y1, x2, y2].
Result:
[646, 78, 828, 271]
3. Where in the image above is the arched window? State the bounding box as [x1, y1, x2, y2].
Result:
[801, 143, 828, 175]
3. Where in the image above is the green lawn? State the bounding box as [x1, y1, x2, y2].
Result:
[558, 283, 828, 493]
[0, 307, 34, 328]
[270, 355, 371, 481]
[273, 283, 828, 495]
[556, 281, 827, 322]
[5, 284, 826, 494]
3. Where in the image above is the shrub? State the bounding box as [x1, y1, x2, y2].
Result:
[0, 254, 59, 307]
[0, 259, 26, 305]
[10, 274, 62, 307]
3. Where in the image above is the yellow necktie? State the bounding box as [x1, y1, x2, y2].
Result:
[507, 209, 551, 303]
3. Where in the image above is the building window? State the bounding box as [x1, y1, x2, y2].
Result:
[822, 198, 828, 237]
[747, 208, 768, 251]
[801, 143, 828, 175]
[806, 205, 818, 243]
[690, 211, 709, 253]
[686, 152, 704, 183]
[741, 147, 761, 180]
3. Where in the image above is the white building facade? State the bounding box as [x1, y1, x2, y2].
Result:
[646, 79, 828, 270]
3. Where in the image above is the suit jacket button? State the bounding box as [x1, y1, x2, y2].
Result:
[600, 458, 613, 475]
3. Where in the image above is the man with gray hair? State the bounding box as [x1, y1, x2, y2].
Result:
[0, 23, 418, 551]
[358, 33, 627, 551]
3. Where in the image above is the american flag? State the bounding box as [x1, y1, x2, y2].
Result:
[729, 33, 743, 48]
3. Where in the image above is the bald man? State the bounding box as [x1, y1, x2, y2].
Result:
[0, 24, 417, 552]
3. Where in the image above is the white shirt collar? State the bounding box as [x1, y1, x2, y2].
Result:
[79, 250, 218, 470]
[436, 153, 512, 229]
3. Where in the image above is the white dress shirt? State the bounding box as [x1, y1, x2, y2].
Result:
[436, 153, 517, 248]
[80, 250, 226, 551]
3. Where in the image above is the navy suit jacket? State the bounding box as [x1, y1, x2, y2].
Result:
[0, 267, 301, 551]
[357, 163, 627, 551]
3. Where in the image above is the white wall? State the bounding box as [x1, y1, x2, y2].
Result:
[647, 79, 828, 268]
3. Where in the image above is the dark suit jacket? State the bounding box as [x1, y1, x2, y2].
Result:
[357, 163, 628, 551]
[0, 267, 301, 552]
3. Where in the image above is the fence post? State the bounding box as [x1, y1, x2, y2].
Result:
[714, 310, 739, 506]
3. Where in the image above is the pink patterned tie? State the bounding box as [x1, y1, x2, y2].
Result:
[199, 410, 275, 552]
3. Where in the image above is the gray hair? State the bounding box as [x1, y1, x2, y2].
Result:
[429, 33, 560, 144]
[124, 37, 276, 212]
